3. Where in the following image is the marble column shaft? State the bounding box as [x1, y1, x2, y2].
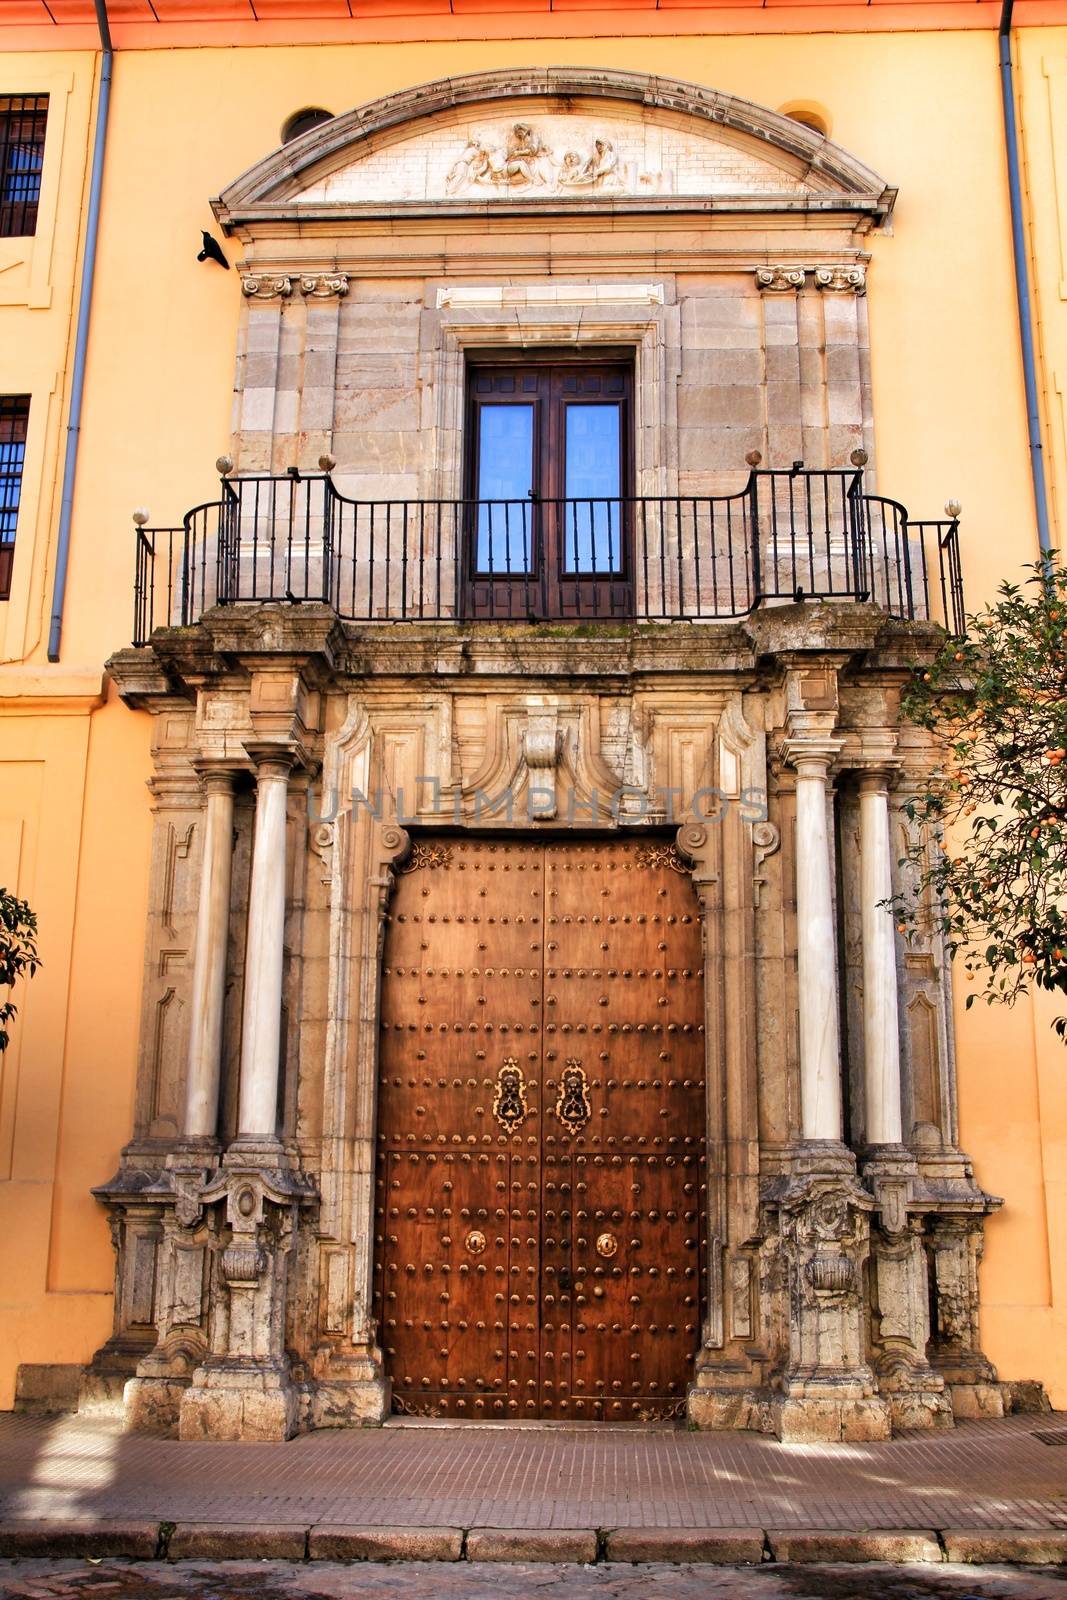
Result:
[237, 751, 293, 1142]
[183, 769, 236, 1140]
[860, 772, 904, 1145]
[791, 744, 844, 1141]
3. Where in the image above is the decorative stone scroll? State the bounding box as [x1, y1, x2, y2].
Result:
[755, 266, 806, 293]
[815, 264, 867, 294]
[240, 274, 293, 300]
[754, 264, 867, 294]
[299, 273, 350, 299]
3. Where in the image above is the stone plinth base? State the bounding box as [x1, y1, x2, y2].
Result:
[13, 1363, 84, 1415]
[947, 1381, 1007, 1421]
[78, 1371, 128, 1418]
[123, 1375, 188, 1435]
[686, 1384, 773, 1434]
[885, 1386, 955, 1431]
[179, 1362, 301, 1441]
[773, 1392, 892, 1443]
[310, 1377, 389, 1429]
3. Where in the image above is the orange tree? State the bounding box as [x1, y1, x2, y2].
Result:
[0, 888, 40, 1052]
[893, 555, 1067, 1041]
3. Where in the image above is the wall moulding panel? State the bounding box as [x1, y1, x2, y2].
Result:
[436, 284, 666, 308]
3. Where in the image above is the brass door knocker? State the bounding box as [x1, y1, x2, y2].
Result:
[555, 1059, 591, 1133]
[492, 1057, 529, 1134]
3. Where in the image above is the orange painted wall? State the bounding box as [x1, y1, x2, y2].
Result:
[0, 22, 1063, 1409]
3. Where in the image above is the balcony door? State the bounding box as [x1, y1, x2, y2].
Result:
[464, 359, 633, 619]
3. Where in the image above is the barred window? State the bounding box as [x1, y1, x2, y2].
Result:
[0, 397, 29, 601]
[1, 96, 48, 239]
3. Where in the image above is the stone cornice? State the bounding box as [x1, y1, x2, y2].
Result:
[109, 609, 952, 708]
[214, 67, 895, 230]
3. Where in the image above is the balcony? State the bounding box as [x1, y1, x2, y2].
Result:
[131, 462, 964, 646]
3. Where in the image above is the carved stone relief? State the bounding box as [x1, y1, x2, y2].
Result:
[296, 111, 826, 207]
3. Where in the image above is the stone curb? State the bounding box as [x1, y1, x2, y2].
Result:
[765, 1530, 943, 1563]
[308, 1526, 465, 1562]
[942, 1530, 1067, 1565]
[167, 1523, 308, 1561]
[0, 1522, 159, 1560]
[605, 1529, 765, 1564]
[0, 1519, 1065, 1566]
[467, 1529, 598, 1562]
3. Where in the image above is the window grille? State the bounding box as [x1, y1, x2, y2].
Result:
[0, 96, 48, 239]
[0, 396, 29, 601]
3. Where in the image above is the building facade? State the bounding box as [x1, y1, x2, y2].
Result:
[1, 1, 1065, 1442]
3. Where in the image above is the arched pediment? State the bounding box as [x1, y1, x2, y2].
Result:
[213, 68, 894, 227]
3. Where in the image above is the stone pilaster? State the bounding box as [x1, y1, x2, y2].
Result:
[121, 1171, 220, 1434]
[178, 1162, 315, 1441]
[926, 1211, 1006, 1419]
[767, 1160, 890, 1441]
[865, 1149, 952, 1429]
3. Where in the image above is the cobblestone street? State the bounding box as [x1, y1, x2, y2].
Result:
[0, 1561, 1066, 1600]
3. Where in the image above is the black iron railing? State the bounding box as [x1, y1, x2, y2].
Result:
[132, 465, 964, 646]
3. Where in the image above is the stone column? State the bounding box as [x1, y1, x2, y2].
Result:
[772, 731, 890, 1442]
[786, 737, 845, 1142]
[235, 745, 294, 1148]
[179, 740, 314, 1442]
[183, 766, 236, 1141]
[859, 769, 904, 1147]
[856, 767, 951, 1428]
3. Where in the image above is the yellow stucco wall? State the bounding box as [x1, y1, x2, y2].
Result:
[0, 26, 1063, 1410]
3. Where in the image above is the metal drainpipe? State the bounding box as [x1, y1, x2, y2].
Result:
[46, 0, 113, 661]
[999, 0, 1054, 559]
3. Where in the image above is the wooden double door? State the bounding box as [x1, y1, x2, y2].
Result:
[373, 835, 708, 1421]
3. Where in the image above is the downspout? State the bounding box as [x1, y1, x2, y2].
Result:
[47, 0, 113, 661]
[999, 0, 1054, 559]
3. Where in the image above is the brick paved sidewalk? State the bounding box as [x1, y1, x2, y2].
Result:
[0, 1411, 1065, 1566]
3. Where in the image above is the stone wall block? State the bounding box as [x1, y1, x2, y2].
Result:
[334, 387, 421, 432]
[680, 426, 756, 473]
[677, 385, 762, 429]
[683, 347, 763, 389]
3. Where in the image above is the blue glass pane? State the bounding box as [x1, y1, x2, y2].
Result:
[476, 403, 534, 573]
[0, 441, 24, 537]
[564, 404, 621, 572]
[3, 144, 42, 206]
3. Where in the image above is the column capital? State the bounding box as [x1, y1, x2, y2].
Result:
[243, 741, 298, 781]
[190, 758, 241, 797]
[856, 763, 901, 796]
[781, 736, 845, 777]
